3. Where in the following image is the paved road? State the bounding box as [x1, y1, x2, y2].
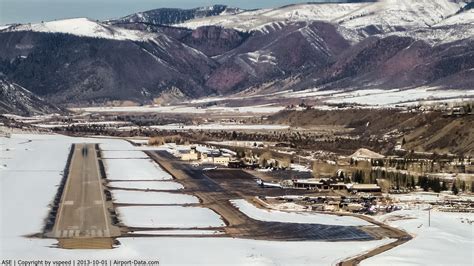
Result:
[53, 143, 114, 239]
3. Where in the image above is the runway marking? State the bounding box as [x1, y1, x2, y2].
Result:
[52, 143, 117, 241]
[91, 145, 111, 237]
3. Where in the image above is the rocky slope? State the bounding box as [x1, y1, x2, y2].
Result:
[0, 77, 62, 115]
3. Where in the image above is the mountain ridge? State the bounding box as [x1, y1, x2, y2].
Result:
[0, 0, 472, 109]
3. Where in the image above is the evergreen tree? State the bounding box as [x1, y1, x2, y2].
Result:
[338, 171, 345, 180]
[343, 176, 351, 184]
[432, 178, 441, 193]
[441, 181, 448, 191]
[419, 176, 429, 192]
[353, 170, 364, 184]
[452, 180, 459, 195]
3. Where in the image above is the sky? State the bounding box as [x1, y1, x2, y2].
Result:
[0, 0, 356, 25]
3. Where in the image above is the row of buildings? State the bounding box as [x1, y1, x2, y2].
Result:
[290, 178, 382, 193]
[172, 145, 234, 166]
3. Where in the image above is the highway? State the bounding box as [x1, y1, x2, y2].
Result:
[53, 143, 116, 239]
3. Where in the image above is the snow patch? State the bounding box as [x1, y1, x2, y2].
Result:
[231, 199, 372, 226]
[117, 206, 225, 228]
[104, 158, 173, 181]
[111, 190, 198, 205]
[107, 181, 184, 190]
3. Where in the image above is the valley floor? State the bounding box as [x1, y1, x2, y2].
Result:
[0, 133, 472, 265]
[0, 133, 388, 264]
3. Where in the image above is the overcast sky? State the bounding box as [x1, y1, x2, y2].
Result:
[0, 0, 355, 25]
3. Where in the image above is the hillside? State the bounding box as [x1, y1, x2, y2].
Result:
[0, 77, 62, 116]
[0, 0, 472, 106]
[0, 30, 216, 105]
[177, 0, 464, 33]
[268, 108, 474, 155]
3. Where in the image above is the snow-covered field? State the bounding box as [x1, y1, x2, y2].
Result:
[111, 190, 198, 205]
[98, 140, 138, 151]
[68, 86, 473, 116]
[71, 104, 285, 114]
[3, 236, 393, 265]
[8, 133, 466, 264]
[107, 181, 184, 190]
[323, 87, 474, 106]
[0, 133, 398, 264]
[231, 199, 371, 226]
[389, 192, 462, 203]
[117, 206, 225, 228]
[101, 150, 148, 158]
[362, 210, 474, 266]
[104, 158, 173, 180]
[149, 123, 288, 131]
[0, 134, 127, 255]
[0, 135, 70, 242]
[276, 87, 474, 106]
[75, 86, 474, 116]
[34, 121, 131, 128]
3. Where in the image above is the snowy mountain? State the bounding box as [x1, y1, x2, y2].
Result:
[2, 18, 156, 41]
[177, 0, 467, 34]
[436, 4, 474, 26]
[0, 30, 216, 104]
[0, 77, 62, 115]
[177, 3, 369, 31]
[335, 0, 465, 33]
[0, 0, 472, 106]
[110, 5, 243, 26]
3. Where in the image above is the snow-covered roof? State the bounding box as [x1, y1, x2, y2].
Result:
[350, 148, 385, 159]
[351, 184, 381, 190]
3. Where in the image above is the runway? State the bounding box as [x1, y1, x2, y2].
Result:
[53, 143, 117, 240]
